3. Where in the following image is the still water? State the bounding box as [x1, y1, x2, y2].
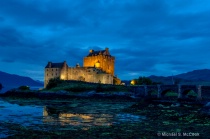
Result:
[0, 86, 43, 94]
[0, 98, 145, 137]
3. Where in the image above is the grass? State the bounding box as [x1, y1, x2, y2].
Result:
[44, 81, 130, 93]
[165, 91, 178, 97]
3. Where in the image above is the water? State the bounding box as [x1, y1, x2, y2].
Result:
[0, 99, 145, 137]
[0, 86, 15, 94]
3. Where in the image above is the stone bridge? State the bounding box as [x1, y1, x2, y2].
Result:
[129, 85, 210, 100]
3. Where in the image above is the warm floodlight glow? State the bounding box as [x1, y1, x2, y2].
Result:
[131, 80, 135, 85]
[60, 75, 65, 80]
[95, 61, 100, 68]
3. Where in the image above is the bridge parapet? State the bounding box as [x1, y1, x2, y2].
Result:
[129, 84, 210, 100]
[201, 86, 210, 100]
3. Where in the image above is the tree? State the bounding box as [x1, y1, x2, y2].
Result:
[46, 78, 63, 90]
[18, 86, 30, 91]
[0, 83, 2, 91]
[137, 77, 153, 85]
[131, 76, 163, 85]
[131, 77, 154, 85]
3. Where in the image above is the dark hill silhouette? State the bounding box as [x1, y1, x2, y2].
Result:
[148, 69, 210, 85]
[175, 69, 210, 81]
[0, 71, 43, 87]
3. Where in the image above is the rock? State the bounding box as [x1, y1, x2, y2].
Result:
[204, 102, 210, 108]
[56, 90, 69, 95]
[199, 102, 210, 117]
[157, 104, 164, 107]
[113, 92, 126, 96]
[171, 103, 180, 107]
[148, 104, 154, 107]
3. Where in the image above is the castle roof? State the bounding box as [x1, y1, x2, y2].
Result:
[45, 62, 65, 68]
[88, 50, 106, 56]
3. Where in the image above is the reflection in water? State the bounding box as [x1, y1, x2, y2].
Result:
[43, 106, 146, 128]
[0, 99, 145, 136]
[43, 106, 114, 126]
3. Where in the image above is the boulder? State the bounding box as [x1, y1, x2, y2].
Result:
[204, 102, 210, 108]
[199, 102, 210, 117]
[171, 103, 181, 107]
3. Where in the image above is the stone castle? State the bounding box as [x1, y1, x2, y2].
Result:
[44, 48, 120, 87]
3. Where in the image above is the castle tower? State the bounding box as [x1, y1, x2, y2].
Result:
[44, 61, 68, 88]
[83, 48, 115, 75]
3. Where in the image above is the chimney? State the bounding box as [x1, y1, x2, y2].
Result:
[89, 49, 94, 53]
[48, 62, 52, 68]
[76, 63, 80, 68]
[63, 61, 67, 67]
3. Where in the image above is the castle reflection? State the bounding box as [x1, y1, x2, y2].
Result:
[43, 106, 114, 127]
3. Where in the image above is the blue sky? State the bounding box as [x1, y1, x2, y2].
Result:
[0, 0, 210, 81]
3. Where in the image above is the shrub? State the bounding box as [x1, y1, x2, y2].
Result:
[131, 77, 162, 85]
[0, 83, 2, 91]
[46, 78, 64, 90]
[18, 86, 30, 90]
[96, 83, 103, 92]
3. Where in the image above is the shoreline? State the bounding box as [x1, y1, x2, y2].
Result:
[0, 90, 136, 101]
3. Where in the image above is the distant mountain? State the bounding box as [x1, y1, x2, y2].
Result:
[148, 75, 186, 85]
[35, 80, 44, 84]
[148, 69, 210, 85]
[175, 69, 210, 81]
[0, 71, 43, 87]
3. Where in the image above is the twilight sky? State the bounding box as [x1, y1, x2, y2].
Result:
[1, 0, 210, 81]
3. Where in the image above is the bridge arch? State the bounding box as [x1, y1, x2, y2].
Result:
[147, 90, 158, 98]
[182, 89, 197, 99]
[129, 84, 204, 100]
[161, 89, 178, 98]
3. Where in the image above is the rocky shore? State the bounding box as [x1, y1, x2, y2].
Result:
[0, 89, 135, 100]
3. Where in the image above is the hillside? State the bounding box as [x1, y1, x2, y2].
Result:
[0, 71, 43, 87]
[175, 69, 210, 81]
[149, 69, 210, 85]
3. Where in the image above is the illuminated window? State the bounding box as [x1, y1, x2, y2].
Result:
[95, 61, 100, 68]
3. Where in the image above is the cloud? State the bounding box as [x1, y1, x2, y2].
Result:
[0, 0, 210, 80]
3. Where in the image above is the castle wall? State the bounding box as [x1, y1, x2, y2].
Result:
[68, 67, 87, 81]
[44, 68, 62, 88]
[60, 63, 68, 80]
[95, 73, 113, 84]
[113, 76, 121, 85]
[67, 67, 113, 84]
